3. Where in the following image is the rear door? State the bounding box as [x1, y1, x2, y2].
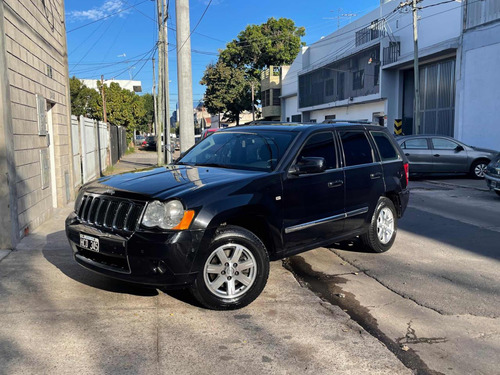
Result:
[400, 138, 432, 173]
[430, 137, 469, 173]
[339, 129, 385, 233]
[282, 131, 345, 252]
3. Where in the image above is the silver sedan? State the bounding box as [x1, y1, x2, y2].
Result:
[396, 135, 498, 179]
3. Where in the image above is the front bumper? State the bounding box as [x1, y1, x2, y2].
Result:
[485, 173, 500, 191]
[65, 212, 203, 287]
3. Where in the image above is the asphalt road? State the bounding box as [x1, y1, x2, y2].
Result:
[292, 178, 500, 375]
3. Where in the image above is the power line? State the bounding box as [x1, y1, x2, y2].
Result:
[177, 0, 213, 53]
[67, 0, 150, 33]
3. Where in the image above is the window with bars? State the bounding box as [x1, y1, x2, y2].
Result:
[36, 94, 48, 136]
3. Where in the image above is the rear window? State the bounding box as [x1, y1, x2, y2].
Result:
[339, 131, 374, 166]
[371, 131, 400, 161]
[402, 139, 428, 149]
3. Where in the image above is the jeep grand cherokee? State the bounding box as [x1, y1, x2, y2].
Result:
[66, 123, 409, 310]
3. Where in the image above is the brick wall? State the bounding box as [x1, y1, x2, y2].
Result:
[2, 0, 72, 238]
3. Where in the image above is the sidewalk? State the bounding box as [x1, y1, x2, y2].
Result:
[0, 150, 411, 375]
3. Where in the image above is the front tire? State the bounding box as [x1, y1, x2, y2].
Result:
[470, 160, 488, 179]
[191, 226, 270, 310]
[361, 197, 398, 253]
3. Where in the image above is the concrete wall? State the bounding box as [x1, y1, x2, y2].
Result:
[308, 101, 386, 124]
[0, 0, 73, 245]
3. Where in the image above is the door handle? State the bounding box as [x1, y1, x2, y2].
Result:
[405, 153, 410, 156]
[433, 154, 440, 157]
[370, 172, 382, 179]
[328, 180, 343, 188]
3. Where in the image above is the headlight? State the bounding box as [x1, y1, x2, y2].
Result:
[142, 200, 194, 230]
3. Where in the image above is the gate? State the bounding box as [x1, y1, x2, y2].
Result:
[71, 115, 81, 187]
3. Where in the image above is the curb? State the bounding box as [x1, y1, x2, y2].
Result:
[0, 249, 11, 263]
[423, 179, 490, 192]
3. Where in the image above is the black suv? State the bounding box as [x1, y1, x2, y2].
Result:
[66, 123, 409, 309]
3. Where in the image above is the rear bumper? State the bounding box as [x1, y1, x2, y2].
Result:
[65, 212, 201, 287]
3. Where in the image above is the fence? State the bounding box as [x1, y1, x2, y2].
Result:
[71, 115, 127, 186]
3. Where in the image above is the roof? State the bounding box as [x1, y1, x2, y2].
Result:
[222, 121, 384, 134]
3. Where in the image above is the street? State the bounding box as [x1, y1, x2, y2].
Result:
[0, 150, 498, 375]
[291, 178, 500, 375]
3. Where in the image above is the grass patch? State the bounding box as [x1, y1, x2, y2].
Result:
[125, 146, 136, 155]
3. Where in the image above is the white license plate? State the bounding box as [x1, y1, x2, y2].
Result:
[80, 234, 100, 252]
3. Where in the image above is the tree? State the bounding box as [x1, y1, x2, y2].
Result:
[220, 17, 305, 78]
[69, 77, 100, 118]
[201, 61, 252, 126]
[201, 17, 305, 120]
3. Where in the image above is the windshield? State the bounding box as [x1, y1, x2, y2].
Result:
[177, 131, 297, 171]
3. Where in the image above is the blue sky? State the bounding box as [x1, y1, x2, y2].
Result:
[66, 0, 381, 112]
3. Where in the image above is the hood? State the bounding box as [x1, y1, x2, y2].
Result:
[88, 165, 265, 199]
[470, 146, 498, 155]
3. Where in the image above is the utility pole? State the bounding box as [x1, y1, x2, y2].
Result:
[251, 82, 255, 121]
[176, 0, 195, 152]
[156, 0, 164, 166]
[152, 57, 158, 139]
[412, 0, 421, 134]
[100, 75, 107, 123]
[162, 0, 171, 164]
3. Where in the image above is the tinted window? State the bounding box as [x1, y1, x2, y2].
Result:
[371, 132, 400, 161]
[340, 131, 374, 166]
[432, 138, 458, 150]
[402, 139, 428, 149]
[298, 132, 337, 169]
[178, 131, 296, 172]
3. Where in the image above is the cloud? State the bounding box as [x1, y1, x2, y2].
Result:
[67, 0, 130, 22]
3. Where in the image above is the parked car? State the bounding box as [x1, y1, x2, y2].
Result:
[142, 135, 157, 151]
[396, 135, 498, 179]
[66, 123, 409, 310]
[134, 135, 145, 146]
[485, 153, 500, 196]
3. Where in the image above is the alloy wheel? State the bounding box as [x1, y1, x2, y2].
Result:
[203, 244, 257, 299]
[376, 207, 394, 245]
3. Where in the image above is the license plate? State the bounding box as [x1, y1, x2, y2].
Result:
[80, 234, 100, 252]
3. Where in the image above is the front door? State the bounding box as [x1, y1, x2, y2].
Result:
[430, 137, 468, 173]
[283, 132, 345, 252]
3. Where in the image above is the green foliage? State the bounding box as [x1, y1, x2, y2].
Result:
[70, 77, 154, 139]
[201, 61, 252, 125]
[69, 77, 100, 118]
[201, 17, 305, 122]
[220, 17, 305, 78]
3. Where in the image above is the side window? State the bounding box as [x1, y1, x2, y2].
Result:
[431, 138, 458, 150]
[371, 131, 400, 161]
[340, 131, 374, 166]
[297, 132, 337, 170]
[403, 139, 428, 150]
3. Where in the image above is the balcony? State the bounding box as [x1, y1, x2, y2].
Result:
[355, 19, 386, 47]
[383, 42, 400, 65]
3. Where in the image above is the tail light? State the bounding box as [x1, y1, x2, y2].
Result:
[403, 163, 409, 186]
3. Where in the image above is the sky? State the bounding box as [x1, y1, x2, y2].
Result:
[65, 0, 382, 113]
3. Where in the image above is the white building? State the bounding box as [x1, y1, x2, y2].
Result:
[80, 79, 142, 93]
[280, 0, 500, 149]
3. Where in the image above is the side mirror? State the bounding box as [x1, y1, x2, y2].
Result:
[290, 157, 326, 175]
[455, 145, 464, 152]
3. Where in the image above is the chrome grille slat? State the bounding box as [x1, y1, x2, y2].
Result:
[76, 194, 145, 233]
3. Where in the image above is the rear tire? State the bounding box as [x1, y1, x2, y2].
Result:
[190, 226, 269, 310]
[470, 160, 488, 179]
[361, 197, 398, 253]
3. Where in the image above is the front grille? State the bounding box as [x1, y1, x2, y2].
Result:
[77, 194, 145, 232]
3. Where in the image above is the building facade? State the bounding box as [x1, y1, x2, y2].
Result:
[80, 79, 142, 93]
[280, 0, 499, 149]
[0, 0, 75, 249]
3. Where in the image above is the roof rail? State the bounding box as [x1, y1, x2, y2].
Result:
[239, 120, 296, 126]
[321, 119, 378, 125]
